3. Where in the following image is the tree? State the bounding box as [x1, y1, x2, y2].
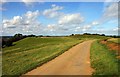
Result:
[101, 34, 105, 36]
[28, 34, 36, 37]
[13, 34, 23, 42]
[71, 34, 74, 36]
[2, 39, 6, 47]
[3, 38, 13, 47]
[5, 39, 13, 46]
[14, 34, 23, 37]
[83, 33, 91, 35]
[2, 34, 27, 48]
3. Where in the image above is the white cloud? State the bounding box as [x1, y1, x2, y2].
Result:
[12, 16, 23, 25]
[2, 3, 118, 36]
[46, 24, 56, 32]
[79, 3, 118, 35]
[51, 4, 56, 7]
[21, 10, 41, 33]
[23, 10, 40, 25]
[43, 6, 84, 33]
[113, 27, 120, 31]
[43, 13, 85, 33]
[92, 21, 99, 25]
[25, 10, 39, 19]
[102, 2, 118, 22]
[90, 3, 118, 27]
[2, 10, 43, 35]
[3, 16, 23, 28]
[82, 25, 91, 31]
[58, 13, 84, 25]
[43, 4, 63, 18]
[22, 0, 35, 6]
[74, 21, 99, 32]
[2, 10, 40, 28]
[75, 24, 91, 32]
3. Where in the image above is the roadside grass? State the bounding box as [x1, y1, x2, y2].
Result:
[107, 38, 120, 44]
[2, 37, 83, 76]
[90, 40, 119, 76]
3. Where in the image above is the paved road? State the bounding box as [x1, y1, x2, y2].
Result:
[24, 40, 94, 75]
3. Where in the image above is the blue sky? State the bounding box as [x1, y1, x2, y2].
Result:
[1, 2, 118, 36]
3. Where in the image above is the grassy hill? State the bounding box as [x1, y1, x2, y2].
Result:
[2, 35, 111, 76]
[2, 37, 83, 75]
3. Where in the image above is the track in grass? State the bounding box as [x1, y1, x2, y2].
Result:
[24, 40, 94, 75]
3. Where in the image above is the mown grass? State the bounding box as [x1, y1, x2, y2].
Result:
[107, 38, 120, 44]
[2, 37, 83, 76]
[90, 40, 119, 76]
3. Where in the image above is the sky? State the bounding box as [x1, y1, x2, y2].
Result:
[0, 1, 119, 36]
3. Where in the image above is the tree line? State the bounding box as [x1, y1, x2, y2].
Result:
[1, 33, 120, 48]
[70, 33, 120, 38]
[2, 34, 37, 47]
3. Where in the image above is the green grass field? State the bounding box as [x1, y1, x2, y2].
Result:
[90, 40, 118, 75]
[2, 37, 83, 75]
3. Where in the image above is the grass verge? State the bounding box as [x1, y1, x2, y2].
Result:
[107, 38, 120, 44]
[90, 40, 119, 76]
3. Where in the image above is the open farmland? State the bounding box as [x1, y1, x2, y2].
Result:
[2, 37, 83, 75]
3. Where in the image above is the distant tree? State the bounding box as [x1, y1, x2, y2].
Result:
[113, 35, 117, 38]
[28, 34, 36, 37]
[101, 34, 105, 36]
[46, 35, 50, 37]
[23, 35, 27, 38]
[13, 34, 23, 42]
[83, 33, 91, 35]
[14, 34, 23, 37]
[71, 34, 74, 36]
[2, 33, 26, 48]
[39, 35, 43, 37]
[92, 33, 100, 35]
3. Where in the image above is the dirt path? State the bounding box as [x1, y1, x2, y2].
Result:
[24, 40, 94, 75]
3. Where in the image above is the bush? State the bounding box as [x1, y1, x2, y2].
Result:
[5, 39, 13, 47]
[2, 34, 25, 47]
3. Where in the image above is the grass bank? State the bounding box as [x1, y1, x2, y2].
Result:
[2, 37, 83, 76]
[90, 40, 119, 76]
[107, 38, 120, 44]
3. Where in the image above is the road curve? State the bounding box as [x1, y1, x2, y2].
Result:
[23, 40, 94, 75]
